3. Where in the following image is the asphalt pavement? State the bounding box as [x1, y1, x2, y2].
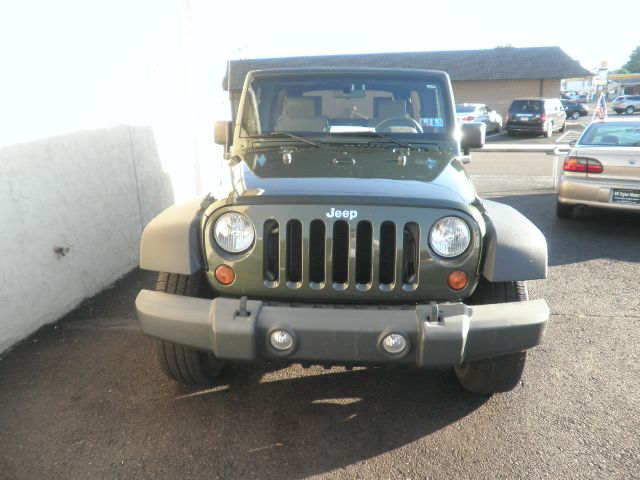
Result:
[1, 127, 639, 479]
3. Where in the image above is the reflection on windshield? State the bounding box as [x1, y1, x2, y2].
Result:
[240, 74, 452, 141]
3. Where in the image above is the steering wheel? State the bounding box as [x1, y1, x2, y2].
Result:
[374, 116, 423, 133]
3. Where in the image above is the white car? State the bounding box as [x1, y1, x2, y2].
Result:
[557, 117, 640, 218]
[455, 103, 503, 133]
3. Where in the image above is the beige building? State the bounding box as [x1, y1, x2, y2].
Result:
[224, 47, 590, 117]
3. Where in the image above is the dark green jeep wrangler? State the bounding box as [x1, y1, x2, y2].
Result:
[136, 68, 549, 394]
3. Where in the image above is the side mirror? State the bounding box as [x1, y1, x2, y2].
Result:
[460, 121, 486, 155]
[214, 120, 233, 148]
[569, 140, 576, 147]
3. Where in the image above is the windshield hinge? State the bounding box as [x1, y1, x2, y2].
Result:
[280, 147, 297, 165]
[394, 147, 411, 166]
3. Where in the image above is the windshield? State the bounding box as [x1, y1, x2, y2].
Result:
[579, 122, 640, 147]
[509, 100, 543, 113]
[239, 73, 452, 142]
[455, 105, 476, 113]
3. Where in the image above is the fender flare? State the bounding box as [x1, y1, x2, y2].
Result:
[139, 197, 207, 275]
[481, 200, 548, 282]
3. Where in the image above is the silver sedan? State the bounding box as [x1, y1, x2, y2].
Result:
[455, 103, 503, 133]
[557, 118, 640, 218]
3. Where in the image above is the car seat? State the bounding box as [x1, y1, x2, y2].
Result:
[275, 97, 327, 132]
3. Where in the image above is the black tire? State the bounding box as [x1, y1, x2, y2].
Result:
[556, 202, 574, 219]
[454, 279, 529, 395]
[155, 272, 225, 386]
[506, 130, 515, 136]
[570, 111, 580, 120]
[625, 106, 635, 115]
[559, 121, 566, 132]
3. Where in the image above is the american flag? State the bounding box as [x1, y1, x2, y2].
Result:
[597, 93, 607, 120]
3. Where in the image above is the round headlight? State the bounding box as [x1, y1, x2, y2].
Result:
[214, 212, 255, 253]
[429, 216, 471, 258]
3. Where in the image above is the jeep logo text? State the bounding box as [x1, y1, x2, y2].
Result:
[326, 208, 358, 220]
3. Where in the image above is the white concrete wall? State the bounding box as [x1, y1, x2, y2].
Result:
[0, 126, 173, 353]
[0, 0, 234, 353]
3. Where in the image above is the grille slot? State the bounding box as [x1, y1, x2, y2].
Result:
[355, 221, 373, 285]
[402, 222, 420, 286]
[286, 220, 303, 284]
[263, 220, 279, 283]
[309, 220, 326, 284]
[332, 220, 349, 285]
[378, 221, 396, 286]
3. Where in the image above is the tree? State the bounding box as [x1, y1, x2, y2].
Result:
[622, 46, 640, 73]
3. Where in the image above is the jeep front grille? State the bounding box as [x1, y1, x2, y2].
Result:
[263, 218, 421, 290]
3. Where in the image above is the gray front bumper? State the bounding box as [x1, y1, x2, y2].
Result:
[135, 290, 549, 367]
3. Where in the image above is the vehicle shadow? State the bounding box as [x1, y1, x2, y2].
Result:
[169, 365, 488, 478]
[485, 191, 640, 266]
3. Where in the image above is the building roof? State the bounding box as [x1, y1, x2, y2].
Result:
[223, 47, 591, 91]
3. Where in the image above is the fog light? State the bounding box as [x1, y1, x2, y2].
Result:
[270, 330, 294, 351]
[382, 333, 407, 354]
[214, 265, 236, 285]
[447, 270, 468, 291]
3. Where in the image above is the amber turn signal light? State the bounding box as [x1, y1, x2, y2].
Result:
[447, 270, 468, 291]
[214, 265, 236, 285]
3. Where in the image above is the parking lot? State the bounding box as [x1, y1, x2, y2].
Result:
[1, 123, 639, 479]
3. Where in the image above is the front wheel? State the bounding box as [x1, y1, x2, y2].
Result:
[154, 272, 225, 386]
[625, 106, 635, 115]
[454, 279, 529, 394]
[455, 351, 527, 395]
[156, 340, 225, 386]
[570, 111, 580, 120]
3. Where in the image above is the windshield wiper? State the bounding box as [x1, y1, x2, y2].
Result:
[251, 131, 321, 148]
[327, 131, 410, 148]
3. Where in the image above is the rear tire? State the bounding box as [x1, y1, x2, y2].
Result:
[556, 202, 574, 219]
[154, 272, 225, 386]
[559, 121, 566, 132]
[545, 122, 553, 138]
[454, 279, 529, 395]
[570, 111, 580, 120]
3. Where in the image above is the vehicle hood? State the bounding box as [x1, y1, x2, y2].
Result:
[227, 146, 477, 209]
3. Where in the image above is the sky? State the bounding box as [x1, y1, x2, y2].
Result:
[208, 0, 637, 71]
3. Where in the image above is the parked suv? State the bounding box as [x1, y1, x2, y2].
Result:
[506, 98, 567, 137]
[611, 95, 640, 115]
[136, 68, 549, 395]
